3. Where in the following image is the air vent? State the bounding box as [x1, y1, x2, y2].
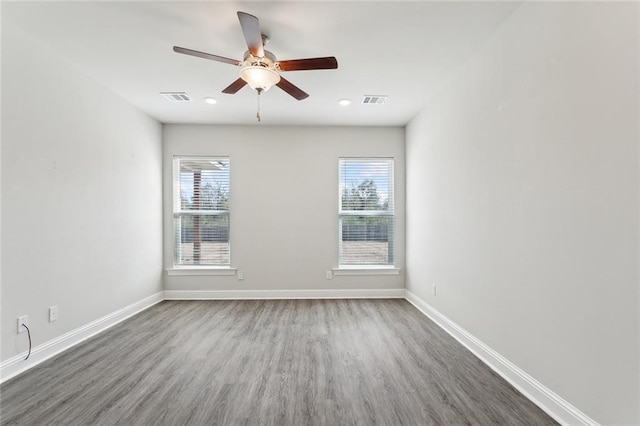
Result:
[161, 92, 191, 102]
[362, 95, 388, 105]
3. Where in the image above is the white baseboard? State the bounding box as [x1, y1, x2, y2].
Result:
[164, 288, 406, 300]
[404, 290, 598, 426]
[0, 291, 164, 384]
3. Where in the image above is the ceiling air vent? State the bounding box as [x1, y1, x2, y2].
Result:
[362, 95, 388, 105]
[161, 92, 191, 102]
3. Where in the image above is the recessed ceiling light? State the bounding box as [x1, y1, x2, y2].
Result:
[338, 98, 351, 106]
[204, 97, 217, 105]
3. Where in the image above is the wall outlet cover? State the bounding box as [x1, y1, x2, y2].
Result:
[17, 316, 28, 333]
[49, 306, 59, 322]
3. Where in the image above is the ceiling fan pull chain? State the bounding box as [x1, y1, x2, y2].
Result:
[256, 89, 262, 122]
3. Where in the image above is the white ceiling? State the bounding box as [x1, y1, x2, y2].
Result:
[2, 1, 521, 126]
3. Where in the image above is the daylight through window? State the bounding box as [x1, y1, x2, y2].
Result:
[339, 158, 394, 266]
[173, 157, 230, 266]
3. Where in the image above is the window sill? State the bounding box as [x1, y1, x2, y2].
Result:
[166, 267, 237, 276]
[332, 267, 401, 276]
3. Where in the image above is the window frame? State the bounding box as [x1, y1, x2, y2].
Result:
[172, 156, 231, 270]
[338, 157, 396, 270]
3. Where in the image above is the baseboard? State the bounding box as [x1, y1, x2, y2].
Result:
[164, 288, 406, 300]
[0, 291, 164, 384]
[404, 290, 598, 426]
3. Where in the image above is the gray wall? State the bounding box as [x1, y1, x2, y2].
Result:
[163, 125, 405, 291]
[406, 2, 639, 424]
[1, 23, 164, 361]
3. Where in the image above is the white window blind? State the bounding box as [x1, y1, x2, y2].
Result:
[173, 157, 230, 266]
[339, 158, 394, 266]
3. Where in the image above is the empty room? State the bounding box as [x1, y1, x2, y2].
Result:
[1, 1, 638, 425]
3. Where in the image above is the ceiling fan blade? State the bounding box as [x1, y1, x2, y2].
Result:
[173, 46, 241, 66]
[276, 77, 309, 100]
[277, 57, 338, 72]
[222, 78, 248, 94]
[237, 11, 264, 58]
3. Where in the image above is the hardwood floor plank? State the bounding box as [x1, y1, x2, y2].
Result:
[1, 299, 557, 425]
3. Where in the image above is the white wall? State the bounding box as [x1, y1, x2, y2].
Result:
[164, 125, 405, 292]
[1, 24, 163, 362]
[406, 2, 639, 424]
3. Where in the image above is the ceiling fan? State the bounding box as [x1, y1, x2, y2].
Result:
[173, 11, 338, 102]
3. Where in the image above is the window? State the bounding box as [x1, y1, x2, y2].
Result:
[339, 158, 394, 267]
[173, 157, 230, 267]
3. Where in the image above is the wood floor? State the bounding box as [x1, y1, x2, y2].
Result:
[1, 299, 557, 425]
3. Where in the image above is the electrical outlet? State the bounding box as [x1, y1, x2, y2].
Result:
[237, 270, 244, 280]
[49, 305, 59, 322]
[326, 270, 332, 280]
[17, 316, 28, 333]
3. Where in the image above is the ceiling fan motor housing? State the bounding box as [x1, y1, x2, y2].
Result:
[243, 50, 277, 66]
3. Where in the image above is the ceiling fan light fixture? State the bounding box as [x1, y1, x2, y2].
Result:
[240, 65, 281, 92]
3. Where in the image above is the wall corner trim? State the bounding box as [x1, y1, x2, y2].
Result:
[404, 290, 599, 426]
[0, 291, 164, 384]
